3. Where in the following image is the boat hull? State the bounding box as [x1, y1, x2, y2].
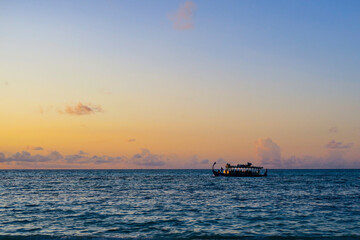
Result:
[212, 169, 267, 177]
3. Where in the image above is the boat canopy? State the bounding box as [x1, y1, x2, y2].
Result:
[225, 162, 263, 169]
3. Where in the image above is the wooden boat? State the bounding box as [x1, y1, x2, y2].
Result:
[212, 162, 267, 177]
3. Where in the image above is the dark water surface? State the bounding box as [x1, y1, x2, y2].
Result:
[0, 169, 359, 239]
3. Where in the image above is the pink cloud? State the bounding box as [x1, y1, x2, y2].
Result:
[255, 138, 358, 169]
[169, 1, 197, 30]
[131, 149, 165, 167]
[329, 127, 338, 133]
[326, 140, 353, 149]
[60, 103, 103, 115]
[255, 138, 282, 168]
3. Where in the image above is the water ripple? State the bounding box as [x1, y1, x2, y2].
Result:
[0, 169, 360, 239]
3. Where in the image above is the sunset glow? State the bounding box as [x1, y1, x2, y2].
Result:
[1, 0, 360, 169]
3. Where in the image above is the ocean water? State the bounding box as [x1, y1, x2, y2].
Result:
[0, 169, 359, 240]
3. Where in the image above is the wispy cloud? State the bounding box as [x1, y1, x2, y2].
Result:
[169, 1, 197, 30]
[128, 138, 136, 142]
[32, 146, 44, 151]
[60, 103, 103, 115]
[326, 140, 353, 149]
[38, 105, 54, 114]
[329, 127, 338, 133]
[79, 150, 87, 155]
[99, 88, 112, 95]
[2, 81, 8, 86]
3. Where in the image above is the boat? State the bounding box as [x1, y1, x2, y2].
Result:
[212, 162, 267, 177]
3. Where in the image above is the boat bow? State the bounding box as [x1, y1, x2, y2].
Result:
[212, 162, 220, 176]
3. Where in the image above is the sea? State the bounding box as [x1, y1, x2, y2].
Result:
[0, 169, 359, 240]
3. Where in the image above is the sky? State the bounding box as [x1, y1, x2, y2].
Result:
[1, 0, 360, 169]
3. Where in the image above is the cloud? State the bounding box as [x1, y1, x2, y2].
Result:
[88, 155, 123, 164]
[254, 138, 358, 169]
[282, 151, 355, 169]
[65, 154, 85, 163]
[0, 151, 60, 163]
[326, 140, 353, 149]
[329, 127, 338, 133]
[2, 81, 8, 86]
[128, 138, 136, 142]
[38, 105, 54, 114]
[255, 138, 282, 168]
[60, 103, 103, 115]
[99, 88, 112, 95]
[131, 149, 165, 167]
[48, 151, 63, 161]
[63, 153, 123, 164]
[200, 159, 209, 164]
[215, 158, 226, 164]
[79, 150, 87, 155]
[169, 1, 196, 30]
[0, 152, 5, 161]
[0, 150, 123, 167]
[189, 155, 210, 167]
[32, 146, 44, 151]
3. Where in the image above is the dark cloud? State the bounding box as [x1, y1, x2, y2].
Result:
[128, 139, 136, 142]
[89, 155, 123, 164]
[329, 127, 338, 133]
[326, 140, 353, 149]
[131, 149, 165, 167]
[32, 146, 44, 151]
[169, 1, 196, 30]
[65, 154, 85, 163]
[64, 154, 123, 164]
[60, 103, 103, 115]
[0, 151, 55, 163]
[0, 150, 124, 166]
[79, 150, 87, 155]
[48, 151, 63, 161]
[0, 152, 5, 161]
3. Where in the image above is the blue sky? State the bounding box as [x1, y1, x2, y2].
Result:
[1, 0, 360, 168]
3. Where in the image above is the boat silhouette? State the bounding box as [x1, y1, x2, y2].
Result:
[212, 162, 267, 177]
